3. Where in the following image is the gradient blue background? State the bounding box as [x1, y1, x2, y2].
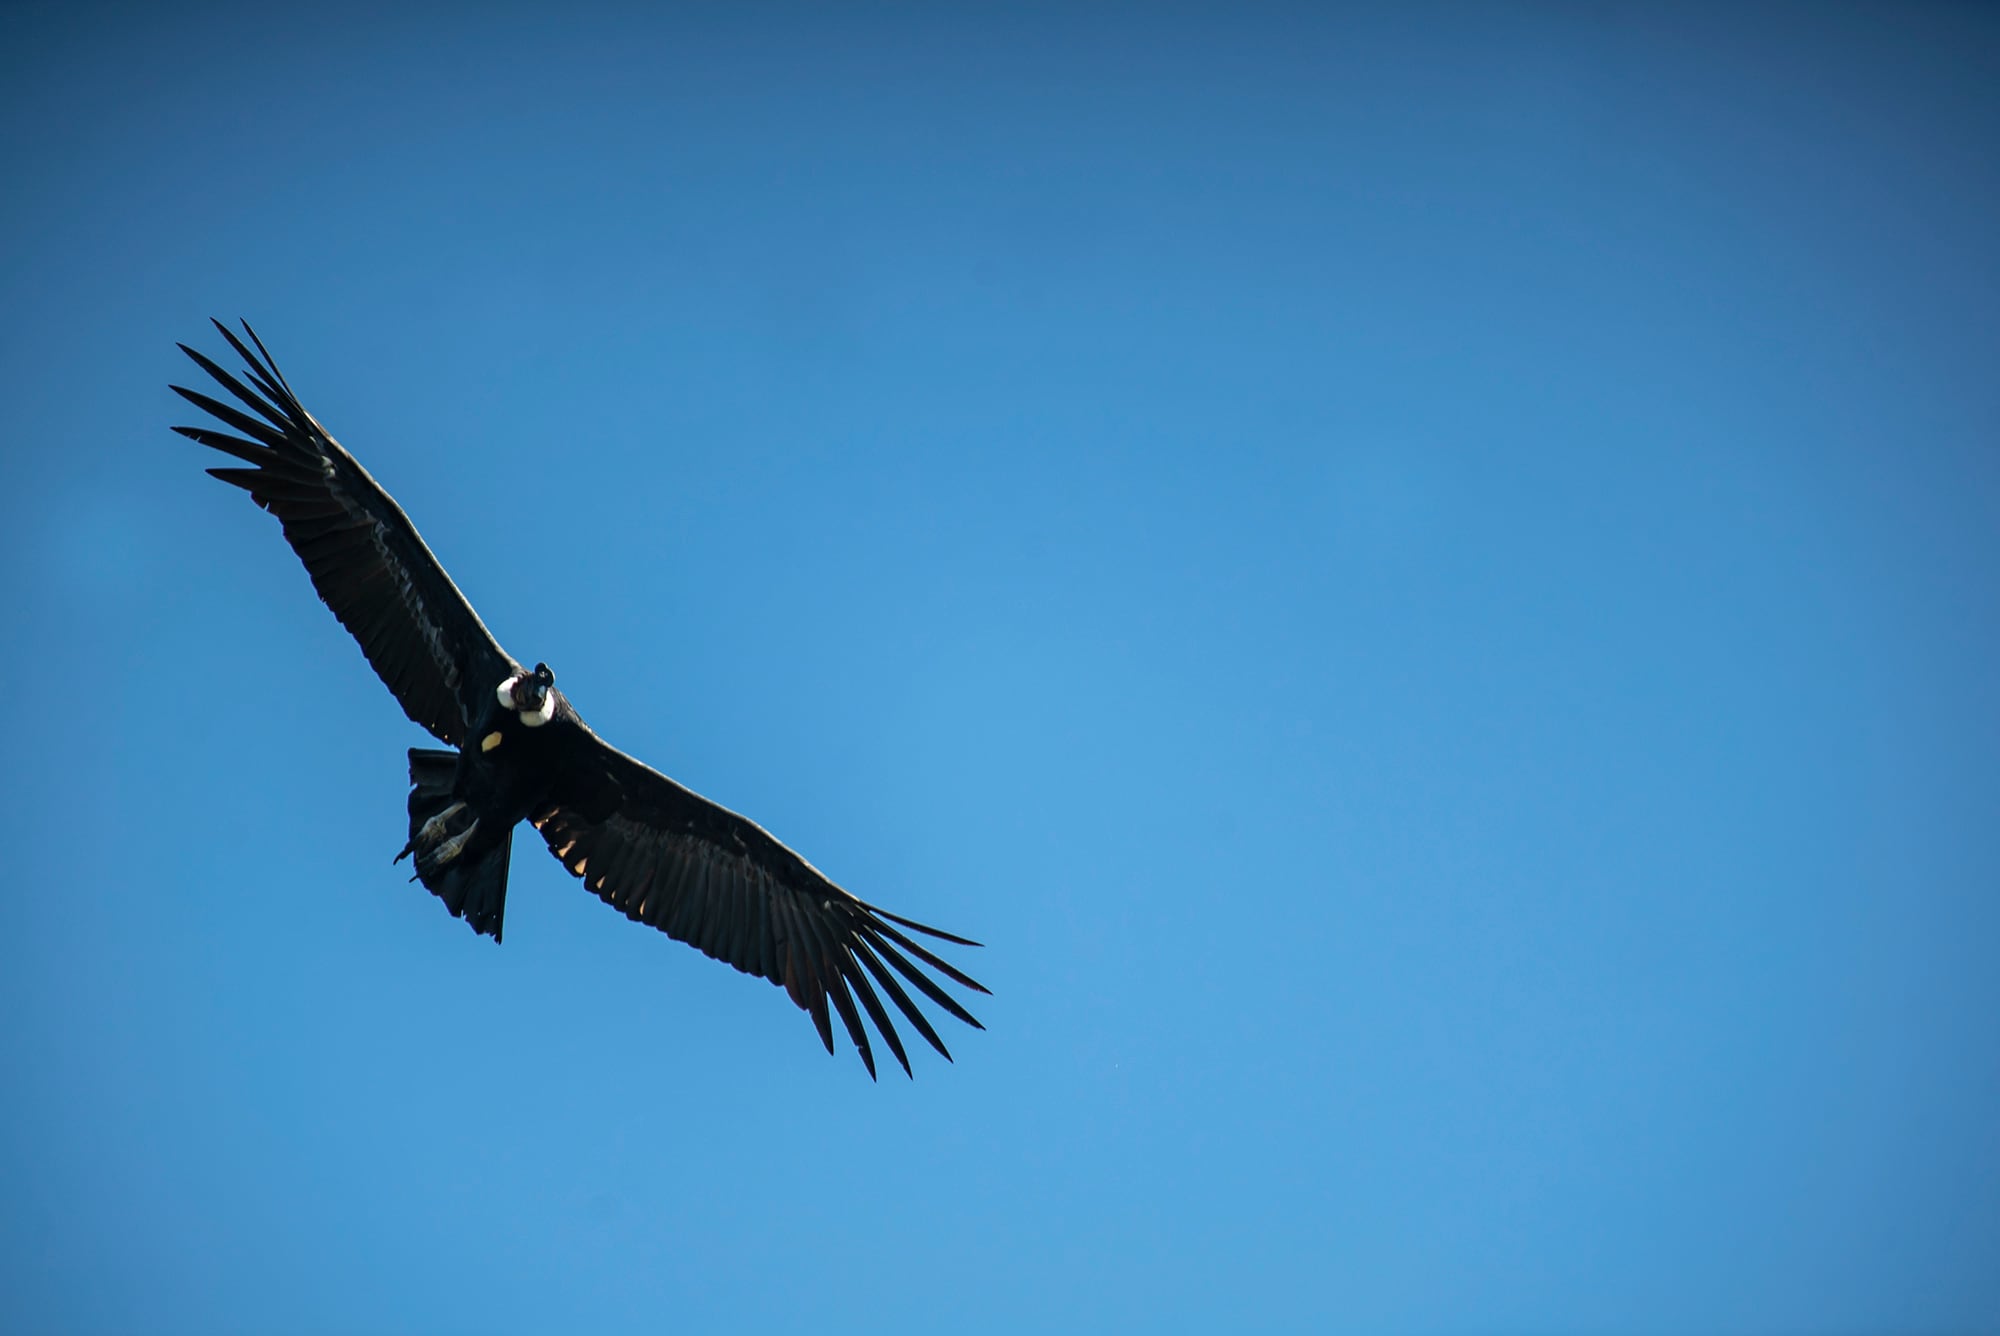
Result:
[4, 3, 1997, 1331]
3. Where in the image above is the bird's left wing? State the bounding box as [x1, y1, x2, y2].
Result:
[171, 321, 516, 746]
[532, 724, 988, 1078]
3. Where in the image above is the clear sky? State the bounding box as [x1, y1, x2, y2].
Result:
[3, 3, 1997, 1332]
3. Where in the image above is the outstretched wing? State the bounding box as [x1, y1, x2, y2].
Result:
[533, 725, 987, 1079]
[171, 321, 516, 746]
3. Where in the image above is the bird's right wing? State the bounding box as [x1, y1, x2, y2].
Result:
[531, 722, 987, 1079]
[171, 321, 517, 747]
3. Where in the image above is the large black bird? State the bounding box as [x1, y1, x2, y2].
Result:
[171, 321, 985, 1077]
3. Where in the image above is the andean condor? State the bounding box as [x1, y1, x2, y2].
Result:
[170, 321, 985, 1078]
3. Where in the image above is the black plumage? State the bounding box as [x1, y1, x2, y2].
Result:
[171, 321, 985, 1078]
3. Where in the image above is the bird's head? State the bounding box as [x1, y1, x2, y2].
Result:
[495, 662, 557, 726]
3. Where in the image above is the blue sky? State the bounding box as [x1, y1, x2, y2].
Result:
[4, 3, 1997, 1331]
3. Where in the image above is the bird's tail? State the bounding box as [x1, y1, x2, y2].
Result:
[395, 747, 512, 942]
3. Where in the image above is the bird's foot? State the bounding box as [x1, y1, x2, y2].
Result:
[422, 820, 480, 874]
[418, 802, 468, 845]
[397, 800, 473, 871]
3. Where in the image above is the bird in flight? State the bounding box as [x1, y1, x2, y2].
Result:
[171, 320, 985, 1078]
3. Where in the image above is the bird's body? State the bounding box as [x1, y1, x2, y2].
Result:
[395, 669, 577, 939]
[171, 321, 984, 1077]
[459, 676, 572, 841]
